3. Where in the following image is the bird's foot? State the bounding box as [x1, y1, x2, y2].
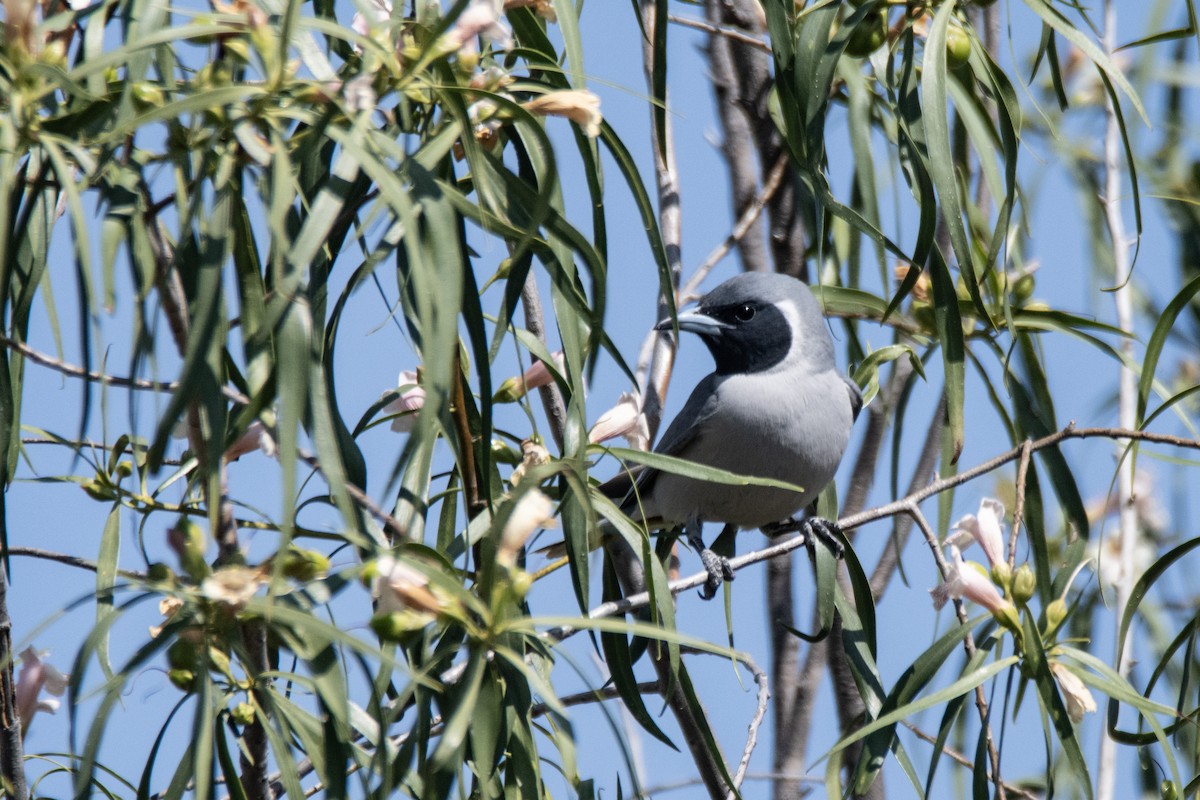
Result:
[802, 517, 845, 558]
[685, 520, 734, 600]
[762, 516, 845, 558]
[698, 548, 735, 600]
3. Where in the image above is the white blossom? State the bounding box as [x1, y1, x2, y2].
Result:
[499, 489, 556, 565]
[16, 647, 68, 736]
[589, 392, 650, 451]
[948, 497, 1005, 567]
[1050, 662, 1097, 723]
[201, 566, 263, 611]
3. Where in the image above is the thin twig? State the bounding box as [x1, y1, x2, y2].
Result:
[519, 272, 567, 453]
[719, 651, 769, 798]
[0, 334, 250, 405]
[552, 424, 1200, 631]
[908, 503, 1005, 796]
[680, 153, 790, 303]
[667, 14, 771, 52]
[1008, 439, 1032, 567]
[298, 450, 406, 540]
[902, 721, 1041, 800]
[7, 546, 144, 578]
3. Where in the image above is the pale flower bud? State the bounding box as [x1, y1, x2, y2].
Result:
[990, 560, 1012, 591]
[589, 392, 650, 451]
[201, 566, 264, 612]
[1045, 598, 1068, 636]
[523, 90, 602, 138]
[1011, 563, 1036, 605]
[494, 352, 565, 403]
[1050, 661, 1097, 723]
[499, 489, 556, 566]
[149, 596, 184, 639]
[384, 370, 426, 432]
[225, 420, 277, 462]
[370, 555, 444, 615]
[351, 0, 392, 38]
[443, 0, 512, 54]
[342, 75, 377, 113]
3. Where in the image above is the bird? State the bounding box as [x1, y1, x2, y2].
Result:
[609, 271, 862, 599]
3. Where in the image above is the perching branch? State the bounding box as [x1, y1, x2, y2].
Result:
[556, 423, 1200, 629]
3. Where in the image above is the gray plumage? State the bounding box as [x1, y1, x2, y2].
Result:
[616, 272, 860, 596]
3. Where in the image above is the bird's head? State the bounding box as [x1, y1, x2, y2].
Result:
[656, 273, 835, 376]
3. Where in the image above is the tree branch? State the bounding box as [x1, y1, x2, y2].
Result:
[554, 424, 1200, 631]
[1098, 1, 1137, 795]
[519, 272, 567, 453]
[0, 566, 28, 800]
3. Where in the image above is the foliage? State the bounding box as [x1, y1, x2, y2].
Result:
[2, 0, 1200, 798]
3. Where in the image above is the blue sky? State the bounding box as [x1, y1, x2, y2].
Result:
[10, 0, 1200, 797]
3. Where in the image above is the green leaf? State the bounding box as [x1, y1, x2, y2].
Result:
[1137, 273, 1200, 425]
[95, 503, 121, 680]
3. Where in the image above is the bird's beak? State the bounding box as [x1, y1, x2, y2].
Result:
[654, 308, 729, 337]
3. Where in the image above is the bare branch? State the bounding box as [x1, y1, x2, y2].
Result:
[1098, 3, 1137, 797]
[681, 154, 790, 302]
[0, 567, 28, 800]
[520, 272, 568, 453]
[1007, 439, 1032, 567]
[0, 333, 250, 405]
[668, 13, 771, 52]
[902, 721, 1040, 800]
[558, 424, 1200, 629]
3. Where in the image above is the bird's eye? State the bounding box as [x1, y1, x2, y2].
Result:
[733, 303, 756, 322]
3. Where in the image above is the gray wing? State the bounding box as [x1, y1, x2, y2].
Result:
[844, 375, 863, 422]
[601, 375, 722, 511]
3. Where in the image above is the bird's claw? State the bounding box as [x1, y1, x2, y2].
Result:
[698, 548, 734, 600]
[802, 517, 845, 558]
[762, 516, 846, 558]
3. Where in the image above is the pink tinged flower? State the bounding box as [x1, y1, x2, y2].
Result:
[499, 489, 556, 565]
[930, 547, 1009, 615]
[351, 0, 391, 37]
[949, 497, 1006, 567]
[371, 555, 443, 615]
[494, 351, 565, 403]
[445, 0, 513, 54]
[523, 90, 602, 138]
[589, 392, 650, 451]
[225, 420, 277, 462]
[1050, 662, 1097, 723]
[201, 566, 264, 612]
[521, 351, 564, 391]
[385, 370, 425, 432]
[15, 647, 68, 737]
